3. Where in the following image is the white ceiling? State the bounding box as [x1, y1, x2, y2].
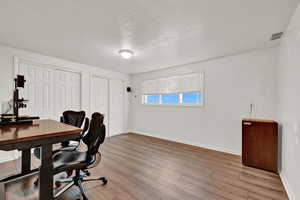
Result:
[0, 0, 299, 74]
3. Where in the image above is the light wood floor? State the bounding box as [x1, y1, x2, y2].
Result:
[1, 133, 288, 200]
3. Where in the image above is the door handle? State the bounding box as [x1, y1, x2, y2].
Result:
[243, 122, 252, 126]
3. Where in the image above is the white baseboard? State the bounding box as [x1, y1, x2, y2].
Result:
[127, 131, 241, 156]
[195, 143, 240, 156]
[0, 156, 15, 163]
[280, 172, 295, 200]
[0, 150, 20, 163]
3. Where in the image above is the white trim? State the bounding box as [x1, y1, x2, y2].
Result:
[195, 143, 240, 155]
[109, 78, 127, 136]
[90, 74, 110, 136]
[0, 150, 19, 163]
[0, 157, 15, 163]
[14, 56, 83, 74]
[142, 91, 204, 107]
[128, 131, 240, 155]
[280, 172, 296, 200]
[142, 103, 204, 108]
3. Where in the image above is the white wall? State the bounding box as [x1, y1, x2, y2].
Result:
[129, 47, 278, 155]
[277, 3, 300, 199]
[0, 43, 130, 161]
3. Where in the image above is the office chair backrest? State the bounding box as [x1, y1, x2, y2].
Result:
[82, 112, 106, 157]
[62, 110, 86, 128]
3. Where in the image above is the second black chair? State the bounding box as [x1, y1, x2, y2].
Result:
[33, 110, 89, 159]
[60, 110, 89, 149]
[53, 112, 108, 200]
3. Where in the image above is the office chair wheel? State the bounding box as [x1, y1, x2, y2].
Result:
[82, 170, 90, 176]
[55, 181, 62, 188]
[66, 170, 73, 177]
[100, 177, 108, 185]
[33, 179, 39, 187]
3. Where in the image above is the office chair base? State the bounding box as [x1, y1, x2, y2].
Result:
[55, 176, 108, 188]
[54, 170, 108, 200]
[33, 179, 38, 186]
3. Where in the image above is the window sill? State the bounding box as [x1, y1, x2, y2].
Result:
[142, 103, 204, 107]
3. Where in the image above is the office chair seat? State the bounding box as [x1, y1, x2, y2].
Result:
[51, 113, 107, 200]
[53, 151, 88, 171]
[52, 151, 102, 176]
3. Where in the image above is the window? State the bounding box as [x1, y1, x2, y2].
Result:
[182, 92, 203, 104]
[143, 92, 203, 106]
[162, 94, 179, 104]
[141, 72, 204, 106]
[146, 94, 160, 104]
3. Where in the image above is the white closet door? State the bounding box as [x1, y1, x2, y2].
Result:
[109, 79, 124, 136]
[17, 62, 54, 119]
[91, 76, 109, 133]
[2, 61, 54, 163]
[54, 70, 81, 120]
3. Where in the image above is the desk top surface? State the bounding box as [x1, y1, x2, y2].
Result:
[0, 119, 82, 146]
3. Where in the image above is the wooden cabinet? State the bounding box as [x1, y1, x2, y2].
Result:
[242, 119, 278, 173]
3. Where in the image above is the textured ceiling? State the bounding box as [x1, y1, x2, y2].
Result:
[0, 0, 299, 74]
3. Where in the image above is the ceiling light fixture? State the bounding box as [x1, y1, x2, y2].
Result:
[119, 49, 134, 59]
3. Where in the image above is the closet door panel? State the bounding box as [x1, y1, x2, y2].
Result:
[109, 79, 124, 136]
[54, 70, 81, 120]
[91, 76, 109, 132]
[17, 62, 54, 119]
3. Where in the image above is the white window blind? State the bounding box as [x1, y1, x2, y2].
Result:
[141, 72, 204, 95]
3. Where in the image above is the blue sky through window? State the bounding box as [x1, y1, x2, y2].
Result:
[162, 94, 179, 104]
[182, 92, 202, 104]
[147, 94, 160, 104]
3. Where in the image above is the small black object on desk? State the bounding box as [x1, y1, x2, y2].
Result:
[0, 75, 39, 126]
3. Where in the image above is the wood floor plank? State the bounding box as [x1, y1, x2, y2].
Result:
[0, 133, 288, 200]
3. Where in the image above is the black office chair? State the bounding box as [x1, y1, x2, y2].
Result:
[60, 110, 89, 149]
[34, 111, 89, 159]
[33, 110, 89, 186]
[52, 112, 108, 200]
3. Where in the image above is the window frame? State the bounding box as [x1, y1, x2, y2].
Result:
[142, 91, 204, 107]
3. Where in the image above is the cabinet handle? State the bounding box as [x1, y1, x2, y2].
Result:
[243, 122, 252, 125]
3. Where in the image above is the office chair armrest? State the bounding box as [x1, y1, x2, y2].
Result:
[81, 117, 89, 136]
[52, 147, 77, 156]
[69, 119, 89, 151]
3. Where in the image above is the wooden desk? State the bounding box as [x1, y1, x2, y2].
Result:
[0, 120, 82, 200]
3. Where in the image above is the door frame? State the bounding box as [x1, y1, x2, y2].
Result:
[109, 78, 126, 136]
[90, 74, 110, 136]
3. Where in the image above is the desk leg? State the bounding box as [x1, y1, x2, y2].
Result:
[0, 182, 5, 200]
[39, 144, 53, 200]
[21, 149, 31, 175]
